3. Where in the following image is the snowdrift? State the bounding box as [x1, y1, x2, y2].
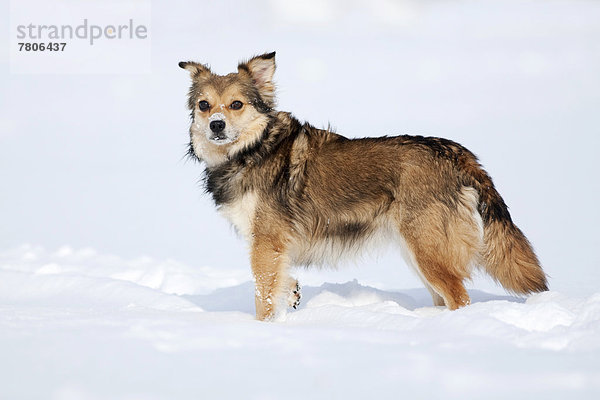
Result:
[1, 245, 599, 399]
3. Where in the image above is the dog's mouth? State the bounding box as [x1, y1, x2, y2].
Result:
[207, 132, 237, 145]
[210, 133, 228, 142]
[206, 131, 239, 145]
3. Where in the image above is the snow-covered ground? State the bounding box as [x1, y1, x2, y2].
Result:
[1, 245, 599, 399]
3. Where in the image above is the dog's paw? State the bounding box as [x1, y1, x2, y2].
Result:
[287, 281, 302, 309]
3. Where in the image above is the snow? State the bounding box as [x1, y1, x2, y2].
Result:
[208, 112, 226, 122]
[1, 245, 599, 399]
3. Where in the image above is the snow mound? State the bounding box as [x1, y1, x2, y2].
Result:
[1, 246, 599, 399]
[1, 244, 249, 295]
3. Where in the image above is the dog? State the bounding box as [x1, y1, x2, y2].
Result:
[179, 52, 548, 321]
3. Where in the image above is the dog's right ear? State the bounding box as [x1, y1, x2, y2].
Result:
[178, 61, 211, 79]
[238, 52, 277, 108]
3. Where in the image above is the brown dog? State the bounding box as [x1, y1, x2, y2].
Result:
[180, 52, 548, 321]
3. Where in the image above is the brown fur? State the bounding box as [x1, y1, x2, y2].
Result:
[180, 52, 548, 321]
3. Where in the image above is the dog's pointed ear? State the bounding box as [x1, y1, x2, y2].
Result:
[178, 61, 211, 79]
[238, 52, 276, 101]
[238, 52, 276, 86]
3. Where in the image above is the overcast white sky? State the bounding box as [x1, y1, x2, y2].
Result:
[1, 0, 599, 295]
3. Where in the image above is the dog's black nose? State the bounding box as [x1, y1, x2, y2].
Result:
[210, 120, 226, 133]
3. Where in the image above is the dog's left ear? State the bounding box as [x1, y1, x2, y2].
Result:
[178, 61, 211, 79]
[238, 52, 276, 103]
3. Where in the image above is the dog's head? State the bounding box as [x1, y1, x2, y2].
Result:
[179, 52, 277, 166]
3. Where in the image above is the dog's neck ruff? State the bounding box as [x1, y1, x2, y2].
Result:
[203, 112, 301, 206]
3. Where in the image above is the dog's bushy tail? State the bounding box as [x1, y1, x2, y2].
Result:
[458, 152, 548, 294]
[481, 215, 548, 294]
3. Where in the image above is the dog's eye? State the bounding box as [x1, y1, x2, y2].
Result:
[230, 100, 243, 110]
[198, 100, 210, 111]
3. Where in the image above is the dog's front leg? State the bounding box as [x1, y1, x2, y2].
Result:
[250, 233, 291, 321]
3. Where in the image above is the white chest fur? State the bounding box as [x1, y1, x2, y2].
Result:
[218, 191, 258, 240]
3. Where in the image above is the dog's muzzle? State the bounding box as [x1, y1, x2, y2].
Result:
[205, 112, 236, 144]
[208, 119, 228, 142]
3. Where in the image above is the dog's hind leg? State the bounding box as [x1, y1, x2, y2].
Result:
[398, 191, 482, 310]
[413, 255, 471, 310]
[422, 280, 446, 307]
[397, 231, 446, 307]
[402, 228, 474, 310]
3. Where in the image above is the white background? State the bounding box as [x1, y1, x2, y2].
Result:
[1, 0, 599, 293]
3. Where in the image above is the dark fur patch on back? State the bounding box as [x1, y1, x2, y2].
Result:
[396, 135, 513, 225]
